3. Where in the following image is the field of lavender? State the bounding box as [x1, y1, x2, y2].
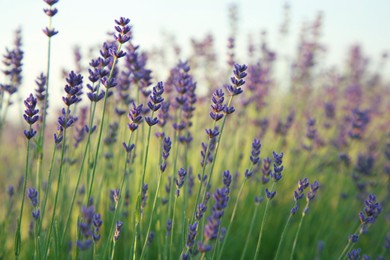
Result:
[0, 1, 389, 260]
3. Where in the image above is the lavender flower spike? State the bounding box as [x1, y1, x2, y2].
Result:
[145, 82, 165, 126]
[114, 221, 124, 241]
[226, 63, 248, 96]
[23, 94, 39, 139]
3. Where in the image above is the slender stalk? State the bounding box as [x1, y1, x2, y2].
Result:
[14, 135, 31, 259]
[102, 132, 134, 258]
[133, 112, 155, 259]
[239, 202, 260, 260]
[61, 98, 98, 243]
[274, 214, 293, 260]
[189, 120, 216, 224]
[37, 145, 57, 234]
[86, 43, 123, 202]
[44, 108, 70, 260]
[254, 182, 276, 259]
[201, 95, 234, 204]
[140, 170, 163, 259]
[290, 207, 307, 260]
[169, 196, 178, 259]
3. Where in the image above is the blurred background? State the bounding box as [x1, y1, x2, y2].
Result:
[0, 0, 389, 122]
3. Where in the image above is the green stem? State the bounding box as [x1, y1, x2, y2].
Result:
[140, 170, 163, 259]
[38, 145, 57, 234]
[86, 43, 123, 202]
[254, 182, 276, 259]
[290, 205, 308, 260]
[44, 108, 69, 260]
[239, 202, 260, 260]
[274, 213, 293, 260]
[169, 196, 178, 259]
[61, 98, 98, 244]
[14, 135, 31, 259]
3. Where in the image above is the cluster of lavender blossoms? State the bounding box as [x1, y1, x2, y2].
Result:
[42, 0, 59, 37]
[77, 205, 102, 250]
[23, 94, 39, 139]
[27, 188, 40, 220]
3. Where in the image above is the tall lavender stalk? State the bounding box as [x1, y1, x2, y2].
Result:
[254, 151, 284, 259]
[290, 181, 319, 260]
[86, 17, 131, 202]
[102, 102, 142, 259]
[44, 71, 82, 259]
[140, 136, 172, 259]
[36, 0, 59, 205]
[133, 82, 164, 259]
[190, 64, 247, 227]
[14, 94, 39, 259]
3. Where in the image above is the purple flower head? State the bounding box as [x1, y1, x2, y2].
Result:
[8, 185, 15, 197]
[54, 126, 64, 144]
[43, 0, 59, 6]
[250, 138, 262, 166]
[58, 108, 77, 129]
[63, 71, 83, 106]
[114, 221, 123, 242]
[148, 81, 165, 111]
[222, 170, 232, 188]
[141, 184, 148, 213]
[43, 27, 58, 37]
[306, 118, 317, 140]
[210, 89, 225, 121]
[175, 168, 187, 197]
[166, 219, 172, 236]
[78, 205, 101, 247]
[271, 151, 284, 182]
[27, 188, 39, 207]
[161, 136, 172, 172]
[35, 73, 47, 101]
[43, 8, 58, 17]
[306, 181, 319, 202]
[348, 109, 370, 140]
[347, 248, 361, 260]
[23, 94, 39, 139]
[298, 178, 309, 192]
[196, 203, 208, 221]
[265, 188, 276, 199]
[32, 209, 40, 220]
[261, 157, 272, 184]
[205, 128, 219, 138]
[226, 64, 248, 96]
[127, 102, 143, 131]
[290, 205, 299, 215]
[349, 234, 359, 243]
[114, 17, 132, 44]
[101, 77, 117, 89]
[359, 194, 382, 224]
[186, 222, 198, 249]
[92, 213, 102, 241]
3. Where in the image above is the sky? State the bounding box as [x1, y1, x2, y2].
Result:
[0, 0, 389, 121]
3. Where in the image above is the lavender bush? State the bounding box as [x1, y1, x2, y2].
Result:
[0, 1, 389, 260]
